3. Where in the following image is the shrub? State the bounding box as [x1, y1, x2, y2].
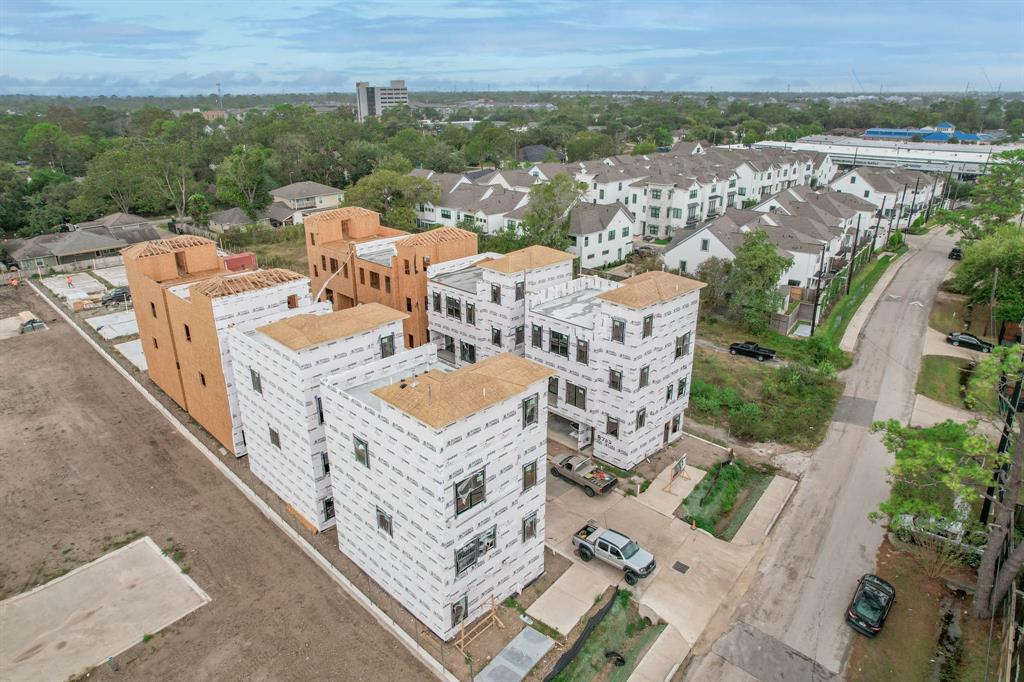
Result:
[728, 402, 764, 439]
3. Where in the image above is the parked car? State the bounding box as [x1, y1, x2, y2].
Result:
[101, 287, 131, 306]
[891, 498, 986, 567]
[846, 574, 896, 637]
[572, 522, 656, 585]
[729, 341, 777, 362]
[19, 319, 45, 334]
[945, 332, 992, 353]
[550, 454, 618, 497]
[948, 247, 963, 260]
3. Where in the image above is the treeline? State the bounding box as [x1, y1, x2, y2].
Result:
[2, 95, 1023, 239]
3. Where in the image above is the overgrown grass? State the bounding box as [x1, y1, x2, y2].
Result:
[681, 460, 773, 539]
[689, 348, 841, 448]
[916, 355, 972, 407]
[552, 589, 664, 682]
[700, 316, 850, 370]
[220, 223, 308, 273]
[817, 252, 898, 346]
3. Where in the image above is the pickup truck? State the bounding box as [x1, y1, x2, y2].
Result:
[572, 522, 656, 585]
[550, 454, 617, 497]
[729, 341, 776, 362]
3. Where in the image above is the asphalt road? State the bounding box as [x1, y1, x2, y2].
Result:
[685, 229, 957, 681]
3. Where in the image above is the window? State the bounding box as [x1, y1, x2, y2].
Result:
[522, 512, 538, 541]
[729, 179, 736, 188]
[672, 414, 681, 433]
[454, 526, 497, 574]
[675, 332, 691, 358]
[672, 208, 683, 219]
[642, 315, 653, 338]
[384, 276, 391, 293]
[609, 368, 622, 391]
[584, 236, 589, 247]
[491, 284, 501, 304]
[199, 372, 206, 387]
[287, 294, 298, 309]
[313, 265, 319, 277]
[549, 331, 569, 357]
[515, 281, 525, 301]
[689, 189, 698, 199]
[850, 176, 856, 184]
[666, 383, 674, 402]
[269, 427, 280, 448]
[408, 333, 414, 348]
[446, 296, 461, 320]
[451, 595, 468, 627]
[607, 416, 619, 437]
[566, 382, 587, 409]
[309, 232, 316, 246]
[738, 187, 747, 196]
[611, 318, 626, 342]
[623, 225, 630, 237]
[323, 497, 335, 520]
[315, 396, 325, 424]
[598, 233, 603, 244]
[152, 337, 159, 349]
[677, 377, 688, 398]
[184, 324, 191, 342]
[406, 297, 412, 312]
[599, 189, 605, 200]
[688, 205, 700, 220]
[532, 325, 543, 348]
[353, 436, 369, 467]
[491, 327, 502, 347]
[250, 368, 263, 394]
[432, 291, 441, 312]
[443, 334, 455, 354]
[522, 395, 538, 427]
[455, 469, 486, 516]
[404, 259, 411, 275]
[320, 451, 330, 476]
[376, 507, 393, 536]
[863, 190, 870, 198]
[150, 302, 157, 318]
[325, 256, 333, 271]
[576, 339, 589, 364]
[649, 206, 661, 218]
[440, 209, 452, 219]
[639, 365, 650, 388]
[460, 341, 476, 363]
[679, 260, 688, 273]
[523, 460, 538, 489]
[700, 238, 710, 252]
[369, 272, 380, 289]
[466, 303, 476, 325]
[380, 334, 395, 358]
[515, 325, 525, 346]
[359, 268, 365, 285]
[636, 408, 646, 429]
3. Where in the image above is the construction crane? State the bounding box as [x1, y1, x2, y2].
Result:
[849, 67, 865, 92]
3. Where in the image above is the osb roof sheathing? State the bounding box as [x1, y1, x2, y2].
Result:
[192, 268, 305, 298]
[121, 235, 214, 258]
[258, 304, 408, 351]
[477, 245, 574, 274]
[398, 226, 475, 248]
[597, 270, 706, 308]
[371, 353, 555, 429]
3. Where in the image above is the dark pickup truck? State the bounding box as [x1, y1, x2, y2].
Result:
[729, 341, 776, 362]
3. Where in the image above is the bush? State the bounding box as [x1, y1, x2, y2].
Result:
[728, 402, 763, 439]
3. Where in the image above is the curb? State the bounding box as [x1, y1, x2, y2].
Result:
[839, 248, 915, 353]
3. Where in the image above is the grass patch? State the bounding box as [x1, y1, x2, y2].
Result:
[553, 589, 665, 682]
[102, 529, 143, 552]
[142, 633, 153, 643]
[680, 460, 773, 539]
[916, 355, 973, 408]
[161, 539, 190, 574]
[653, 238, 671, 245]
[929, 292, 995, 341]
[699, 316, 850, 370]
[817, 253, 897, 346]
[220, 223, 308, 273]
[689, 347, 841, 448]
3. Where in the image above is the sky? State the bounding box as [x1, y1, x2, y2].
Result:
[1, 0, 1022, 96]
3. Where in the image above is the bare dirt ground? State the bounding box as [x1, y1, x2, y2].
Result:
[0, 283, 429, 681]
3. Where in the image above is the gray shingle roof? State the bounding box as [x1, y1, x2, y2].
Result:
[568, 202, 633, 236]
[270, 180, 342, 199]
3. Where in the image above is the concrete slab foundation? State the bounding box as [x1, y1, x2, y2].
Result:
[525, 563, 609, 636]
[40, 273, 105, 300]
[92, 265, 129, 288]
[476, 626, 555, 682]
[115, 338, 148, 371]
[86, 309, 139, 340]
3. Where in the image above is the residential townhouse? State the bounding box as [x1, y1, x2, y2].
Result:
[321, 349, 554, 640]
[525, 271, 705, 470]
[304, 206, 477, 349]
[829, 166, 944, 223]
[270, 181, 345, 223]
[567, 202, 636, 267]
[123, 235, 312, 456]
[418, 183, 529, 235]
[230, 303, 409, 532]
[426, 245, 575, 369]
[754, 185, 880, 250]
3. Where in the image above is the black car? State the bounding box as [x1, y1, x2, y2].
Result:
[946, 332, 992, 353]
[729, 341, 776, 362]
[948, 247, 962, 260]
[846, 574, 895, 637]
[101, 287, 131, 306]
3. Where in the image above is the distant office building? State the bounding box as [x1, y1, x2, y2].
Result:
[355, 80, 409, 123]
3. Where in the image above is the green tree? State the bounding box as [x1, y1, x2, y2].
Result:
[0, 163, 30, 234]
[565, 130, 616, 162]
[216, 145, 274, 220]
[342, 169, 439, 229]
[632, 140, 657, 155]
[21, 181, 79, 237]
[952, 225, 1024, 331]
[187, 193, 211, 227]
[74, 142, 153, 216]
[23, 122, 72, 171]
[693, 256, 733, 317]
[147, 141, 199, 219]
[521, 173, 585, 249]
[726, 230, 793, 332]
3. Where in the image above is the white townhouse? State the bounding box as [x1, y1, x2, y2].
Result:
[567, 202, 636, 267]
[230, 303, 409, 532]
[321, 348, 554, 640]
[755, 186, 880, 252]
[412, 170, 529, 234]
[426, 246, 574, 368]
[525, 271, 704, 470]
[829, 167, 944, 222]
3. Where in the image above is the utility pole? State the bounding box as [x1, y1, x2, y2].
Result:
[897, 183, 909, 232]
[847, 215, 862, 296]
[924, 176, 939, 223]
[872, 195, 887, 256]
[986, 268, 998, 338]
[908, 176, 921, 229]
[810, 243, 827, 336]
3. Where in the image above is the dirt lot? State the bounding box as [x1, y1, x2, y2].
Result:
[0, 283, 429, 681]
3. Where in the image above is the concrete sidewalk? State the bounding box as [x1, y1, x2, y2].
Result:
[637, 465, 705, 517]
[731, 476, 797, 546]
[525, 563, 609, 636]
[628, 625, 689, 682]
[839, 249, 914, 353]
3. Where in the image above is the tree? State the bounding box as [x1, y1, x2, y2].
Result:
[21, 180, 79, 237]
[23, 122, 72, 172]
[632, 140, 657, 155]
[952, 225, 1024, 327]
[187, 193, 211, 227]
[693, 257, 733, 316]
[216, 145, 274, 220]
[521, 173, 585, 249]
[74, 142, 153, 216]
[936, 150, 1024, 241]
[342, 169, 439, 230]
[726, 230, 793, 332]
[147, 141, 199, 219]
[565, 131, 616, 162]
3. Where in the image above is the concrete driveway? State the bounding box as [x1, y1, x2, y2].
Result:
[923, 326, 987, 360]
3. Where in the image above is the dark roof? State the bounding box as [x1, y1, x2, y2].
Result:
[519, 144, 555, 163]
[209, 207, 251, 226]
[270, 180, 342, 199]
[568, 202, 633, 236]
[4, 224, 173, 262]
[78, 212, 148, 229]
